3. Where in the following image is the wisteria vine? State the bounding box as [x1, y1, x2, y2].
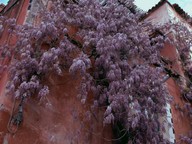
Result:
[2, 0, 188, 143]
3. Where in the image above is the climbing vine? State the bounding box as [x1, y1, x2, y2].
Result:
[1, 0, 192, 143]
[171, 23, 192, 144]
[159, 22, 192, 143]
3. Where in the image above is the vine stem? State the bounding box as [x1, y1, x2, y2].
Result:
[83, 123, 128, 142]
[7, 97, 19, 134]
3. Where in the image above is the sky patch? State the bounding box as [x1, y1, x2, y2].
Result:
[0, 0, 192, 16]
[134, 0, 192, 16]
[0, 0, 8, 5]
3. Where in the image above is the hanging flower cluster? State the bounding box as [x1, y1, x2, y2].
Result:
[1, 0, 176, 143]
[160, 22, 192, 143]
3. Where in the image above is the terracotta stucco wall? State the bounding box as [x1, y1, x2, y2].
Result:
[0, 1, 113, 143]
[0, 1, 191, 143]
[0, 0, 30, 102]
[161, 41, 192, 142]
[0, 72, 112, 144]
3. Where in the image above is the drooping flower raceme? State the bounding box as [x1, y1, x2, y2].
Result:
[4, 0, 173, 143]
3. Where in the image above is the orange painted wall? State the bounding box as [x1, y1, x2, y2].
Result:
[0, 1, 191, 143]
[1, 0, 30, 44]
[0, 1, 113, 144]
[0, 72, 112, 144]
[0, 0, 29, 97]
[161, 41, 192, 142]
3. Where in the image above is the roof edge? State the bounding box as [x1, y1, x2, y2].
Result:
[140, 0, 192, 26]
[140, 0, 171, 21]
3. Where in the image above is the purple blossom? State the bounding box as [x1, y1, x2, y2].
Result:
[2, 0, 189, 143]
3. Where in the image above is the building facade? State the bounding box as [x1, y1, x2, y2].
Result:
[0, 0, 191, 143]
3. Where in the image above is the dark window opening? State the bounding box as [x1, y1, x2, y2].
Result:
[28, 4, 31, 10]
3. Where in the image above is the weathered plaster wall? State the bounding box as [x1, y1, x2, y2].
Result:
[161, 41, 192, 142]
[0, 1, 113, 144]
[145, 2, 192, 30]
[145, 2, 192, 142]
[0, 72, 112, 144]
[0, 1, 191, 143]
